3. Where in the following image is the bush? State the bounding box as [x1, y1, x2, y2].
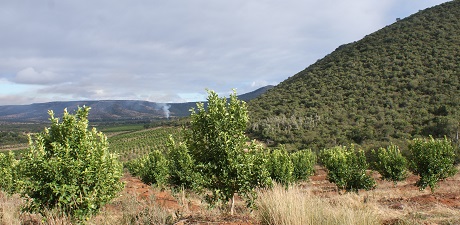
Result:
[372, 144, 408, 185]
[16, 107, 123, 220]
[290, 149, 316, 182]
[408, 136, 457, 192]
[185, 90, 271, 214]
[166, 135, 203, 191]
[267, 147, 294, 186]
[0, 151, 18, 194]
[319, 145, 375, 192]
[127, 150, 169, 188]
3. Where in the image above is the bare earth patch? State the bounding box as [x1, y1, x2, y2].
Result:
[99, 166, 460, 224]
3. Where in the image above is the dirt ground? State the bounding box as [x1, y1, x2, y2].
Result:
[117, 166, 460, 225]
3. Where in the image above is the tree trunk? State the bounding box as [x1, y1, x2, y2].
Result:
[230, 193, 235, 216]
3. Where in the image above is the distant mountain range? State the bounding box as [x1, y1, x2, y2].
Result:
[0, 85, 273, 122]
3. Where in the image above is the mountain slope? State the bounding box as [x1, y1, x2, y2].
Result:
[248, 0, 460, 151]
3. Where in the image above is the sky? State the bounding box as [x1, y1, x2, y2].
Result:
[0, 0, 451, 105]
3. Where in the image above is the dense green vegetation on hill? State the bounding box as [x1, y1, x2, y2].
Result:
[248, 0, 460, 152]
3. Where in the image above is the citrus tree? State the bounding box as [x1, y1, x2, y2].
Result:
[126, 149, 169, 188]
[0, 151, 18, 194]
[372, 144, 408, 185]
[166, 135, 203, 191]
[320, 145, 375, 192]
[185, 90, 271, 214]
[291, 149, 316, 182]
[409, 136, 457, 192]
[17, 107, 123, 220]
[267, 147, 294, 186]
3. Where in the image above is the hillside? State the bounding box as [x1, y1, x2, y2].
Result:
[248, 0, 460, 151]
[0, 86, 272, 122]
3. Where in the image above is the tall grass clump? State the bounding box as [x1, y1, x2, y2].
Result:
[0, 191, 23, 225]
[255, 184, 380, 225]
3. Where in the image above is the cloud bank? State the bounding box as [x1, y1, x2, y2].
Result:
[0, 0, 450, 105]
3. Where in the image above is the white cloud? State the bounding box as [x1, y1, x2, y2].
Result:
[0, 0, 451, 105]
[13, 67, 64, 85]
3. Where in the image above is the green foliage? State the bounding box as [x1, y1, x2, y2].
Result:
[0, 131, 28, 145]
[372, 144, 408, 184]
[408, 136, 457, 192]
[16, 107, 124, 221]
[320, 145, 375, 192]
[108, 126, 182, 161]
[126, 150, 169, 188]
[166, 135, 203, 190]
[0, 151, 18, 194]
[248, 1, 460, 151]
[267, 147, 294, 186]
[186, 90, 271, 212]
[290, 149, 316, 182]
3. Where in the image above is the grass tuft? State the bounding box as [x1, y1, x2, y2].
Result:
[256, 183, 381, 225]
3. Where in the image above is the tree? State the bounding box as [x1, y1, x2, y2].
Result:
[0, 151, 18, 194]
[267, 146, 294, 186]
[126, 149, 169, 188]
[372, 144, 408, 185]
[185, 90, 271, 214]
[17, 107, 123, 221]
[291, 149, 316, 182]
[408, 136, 457, 192]
[319, 145, 375, 193]
[166, 135, 203, 191]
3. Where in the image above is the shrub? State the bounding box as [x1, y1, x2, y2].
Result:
[185, 90, 271, 214]
[0, 151, 18, 194]
[372, 144, 408, 185]
[127, 150, 169, 188]
[319, 145, 375, 192]
[290, 149, 316, 182]
[16, 107, 124, 221]
[166, 135, 203, 191]
[267, 147, 294, 186]
[408, 136, 457, 192]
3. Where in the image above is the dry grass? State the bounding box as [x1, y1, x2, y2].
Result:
[0, 191, 177, 225]
[255, 183, 381, 225]
[91, 193, 176, 225]
[0, 192, 22, 225]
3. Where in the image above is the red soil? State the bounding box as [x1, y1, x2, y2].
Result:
[119, 166, 460, 224]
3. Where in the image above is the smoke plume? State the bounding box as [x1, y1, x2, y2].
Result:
[156, 103, 171, 119]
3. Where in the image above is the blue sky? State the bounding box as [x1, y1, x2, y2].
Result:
[0, 0, 450, 105]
